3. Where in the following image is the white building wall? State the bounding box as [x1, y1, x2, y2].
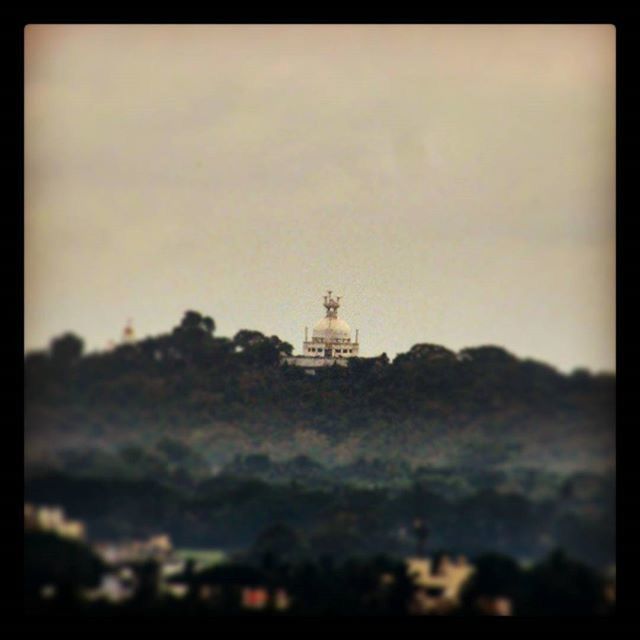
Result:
[302, 340, 359, 358]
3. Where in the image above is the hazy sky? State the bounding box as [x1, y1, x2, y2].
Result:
[25, 25, 615, 372]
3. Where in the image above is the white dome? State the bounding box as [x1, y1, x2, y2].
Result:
[312, 316, 351, 341]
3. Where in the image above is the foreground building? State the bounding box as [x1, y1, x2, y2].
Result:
[93, 534, 173, 565]
[24, 503, 86, 541]
[406, 555, 476, 615]
[282, 291, 360, 371]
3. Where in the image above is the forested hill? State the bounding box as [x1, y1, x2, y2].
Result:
[24, 310, 615, 472]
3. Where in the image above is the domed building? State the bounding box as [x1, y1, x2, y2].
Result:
[282, 291, 360, 370]
[304, 291, 359, 358]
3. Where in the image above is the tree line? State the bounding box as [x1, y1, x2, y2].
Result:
[25, 309, 615, 441]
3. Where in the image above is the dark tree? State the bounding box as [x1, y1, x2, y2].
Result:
[459, 553, 526, 614]
[50, 333, 84, 366]
[24, 532, 104, 603]
[525, 549, 604, 616]
[395, 343, 457, 364]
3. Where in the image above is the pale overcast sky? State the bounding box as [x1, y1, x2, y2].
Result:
[25, 24, 615, 372]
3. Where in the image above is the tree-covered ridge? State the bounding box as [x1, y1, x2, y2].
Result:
[24, 309, 615, 479]
[25, 309, 614, 429]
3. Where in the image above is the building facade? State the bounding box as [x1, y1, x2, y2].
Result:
[24, 503, 86, 541]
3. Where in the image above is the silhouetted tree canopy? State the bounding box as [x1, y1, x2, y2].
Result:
[179, 310, 215, 334]
[24, 532, 104, 597]
[525, 549, 604, 616]
[50, 333, 84, 366]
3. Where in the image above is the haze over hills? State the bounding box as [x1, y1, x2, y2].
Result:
[24, 310, 615, 566]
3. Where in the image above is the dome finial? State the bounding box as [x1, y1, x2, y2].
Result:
[323, 290, 340, 318]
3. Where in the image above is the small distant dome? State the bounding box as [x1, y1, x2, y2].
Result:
[312, 316, 351, 341]
[122, 319, 135, 343]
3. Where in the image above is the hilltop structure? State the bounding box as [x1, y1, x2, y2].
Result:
[282, 291, 360, 371]
[106, 319, 136, 351]
[121, 318, 136, 344]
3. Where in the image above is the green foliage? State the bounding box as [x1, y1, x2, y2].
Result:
[233, 330, 293, 365]
[394, 343, 457, 364]
[25, 310, 613, 448]
[179, 310, 215, 334]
